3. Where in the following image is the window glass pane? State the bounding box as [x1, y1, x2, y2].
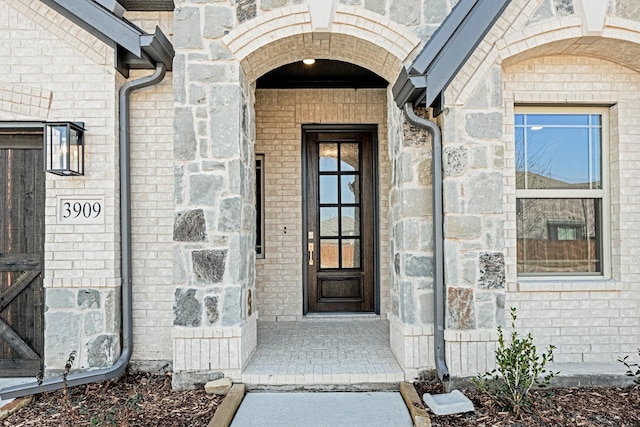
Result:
[526, 114, 590, 126]
[320, 207, 339, 236]
[341, 239, 360, 268]
[320, 239, 339, 269]
[515, 127, 526, 189]
[516, 198, 601, 274]
[341, 175, 359, 204]
[515, 114, 524, 125]
[342, 207, 360, 236]
[255, 155, 264, 257]
[516, 113, 602, 190]
[340, 143, 359, 171]
[524, 127, 591, 189]
[320, 175, 338, 204]
[590, 127, 602, 189]
[319, 143, 338, 171]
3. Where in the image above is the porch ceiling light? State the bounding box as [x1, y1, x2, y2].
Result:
[303, 58, 316, 65]
[44, 121, 85, 176]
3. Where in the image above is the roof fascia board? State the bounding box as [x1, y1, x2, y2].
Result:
[40, 0, 143, 58]
[423, 0, 511, 108]
[409, 0, 478, 75]
[393, 67, 427, 106]
[392, 0, 511, 109]
[119, 0, 175, 11]
[141, 27, 175, 70]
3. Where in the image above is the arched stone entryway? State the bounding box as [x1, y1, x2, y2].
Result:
[171, 1, 425, 385]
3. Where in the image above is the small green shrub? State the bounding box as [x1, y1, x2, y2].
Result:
[473, 307, 557, 415]
[619, 348, 640, 385]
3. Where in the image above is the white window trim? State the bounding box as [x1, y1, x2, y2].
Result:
[514, 106, 611, 281]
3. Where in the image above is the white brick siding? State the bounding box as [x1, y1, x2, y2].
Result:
[126, 11, 176, 367]
[129, 70, 175, 364]
[503, 55, 640, 363]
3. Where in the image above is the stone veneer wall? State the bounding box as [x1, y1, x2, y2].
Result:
[0, 0, 121, 373]
[226, 0, 457, 42]
[172, 1, 258, 381]
[254, 88, 391, 321]
[436, 0, 640, 376]
[387, 100, 457, 379]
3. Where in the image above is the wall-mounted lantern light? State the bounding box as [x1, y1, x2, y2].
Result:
[44, 122, 85, 176]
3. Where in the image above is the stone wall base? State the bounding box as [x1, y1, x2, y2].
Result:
[127, 360, 173, 374]
[388, 314, 434, 381]
[171, 313, 257, 383]
[444, 329, 498, 377]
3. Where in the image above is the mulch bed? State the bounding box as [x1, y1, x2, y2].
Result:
[414, 379, 640, 427]
[4, 372, 640, 426]
[3, 372, 222, 427]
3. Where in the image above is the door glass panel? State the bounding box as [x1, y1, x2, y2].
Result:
[341, 175, 359, 204]
[320, 175, 338, 204]
[342, 207, 360, 236]
[340, 143, 359, 171]
[320, 207, 339, 236]
[341, 239, 360, 268]
[320, 239, 340, 269]
[319, 143, 338, 171]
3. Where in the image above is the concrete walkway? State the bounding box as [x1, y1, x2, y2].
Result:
[230, 391, 413, 427]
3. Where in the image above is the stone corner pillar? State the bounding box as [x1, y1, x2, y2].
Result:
[387, 105, 437, 380]
[171, 7, 257, 384]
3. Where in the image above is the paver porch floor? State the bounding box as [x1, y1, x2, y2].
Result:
[241, 318, 405, 386]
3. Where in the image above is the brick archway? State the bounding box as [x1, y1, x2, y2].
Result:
[448, 8, 640, 106]
[221, 4, 421, 83]
[499, 27, 640, 73]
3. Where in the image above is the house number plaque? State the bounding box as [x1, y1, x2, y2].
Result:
[58, 197, 105, 224]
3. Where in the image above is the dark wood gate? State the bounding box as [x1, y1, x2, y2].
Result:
[0, 130, 45, 377]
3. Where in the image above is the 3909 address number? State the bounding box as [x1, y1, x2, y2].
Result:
[62, 202, 102, 219]
[58, 198, 104, 224]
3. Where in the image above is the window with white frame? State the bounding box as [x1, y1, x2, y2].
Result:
[515, 107, 608, 276]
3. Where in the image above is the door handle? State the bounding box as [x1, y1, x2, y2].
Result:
[308, 242, 314, 265]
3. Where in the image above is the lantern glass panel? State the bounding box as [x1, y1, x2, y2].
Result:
[45, 122, 84, 176]
[49, 125, 68, 171]
[69, 126, 81, 174]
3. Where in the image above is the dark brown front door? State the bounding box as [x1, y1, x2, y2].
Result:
[0, 131, 45, 376]
[304, 127, 377, 313]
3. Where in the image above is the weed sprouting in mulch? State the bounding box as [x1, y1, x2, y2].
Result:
[4, 372, 223, 427]
[414, 379, 640, 427]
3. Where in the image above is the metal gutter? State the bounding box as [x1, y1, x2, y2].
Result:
[402, 103, 450, 384]
[392, 0, 511, 110]
[39, 0, 174, 72]
[0, 63, 167, 401]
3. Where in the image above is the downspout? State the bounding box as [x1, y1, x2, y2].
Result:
[402, 103, 450, 384]
[0, 63, 167, 400]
